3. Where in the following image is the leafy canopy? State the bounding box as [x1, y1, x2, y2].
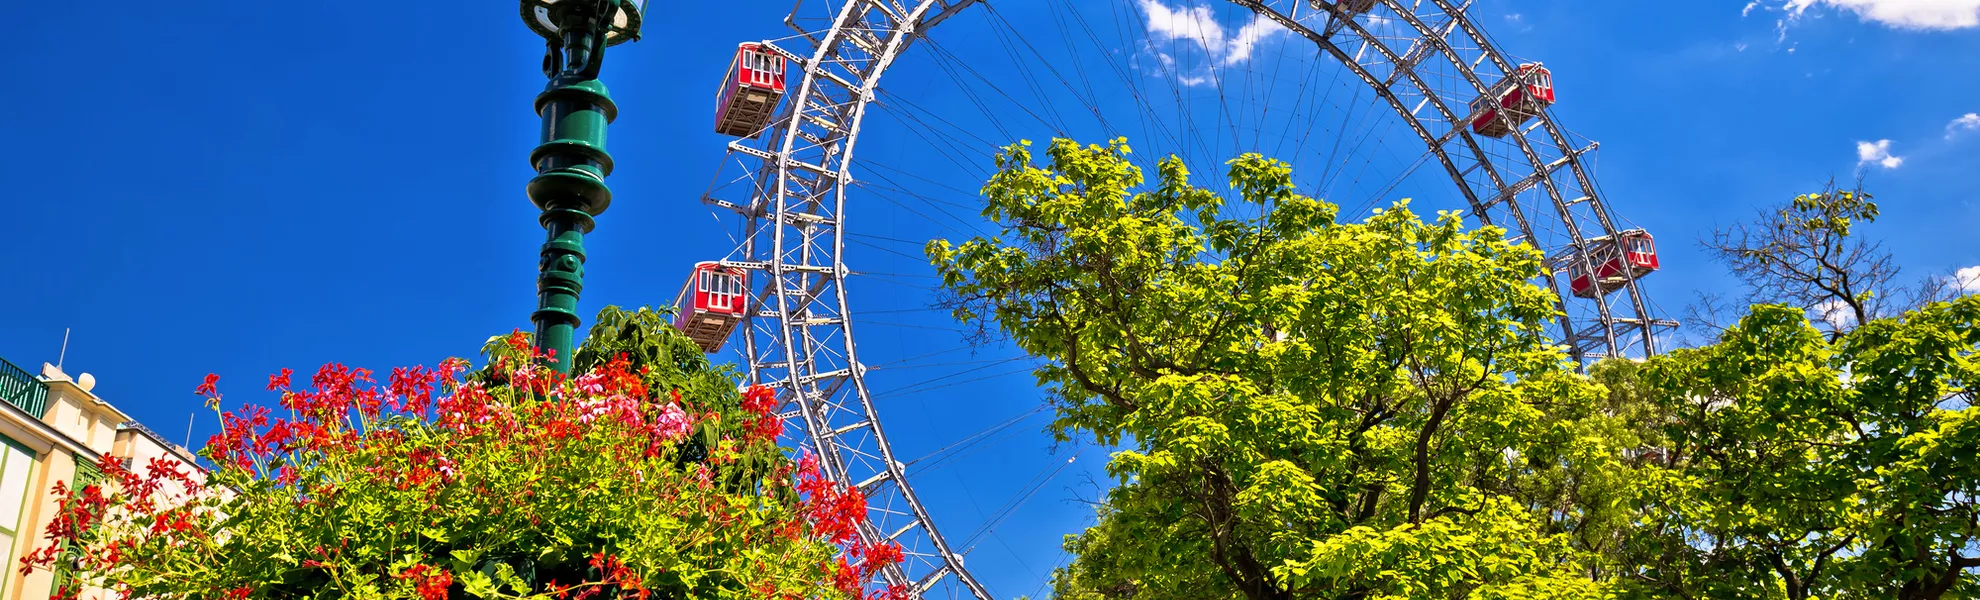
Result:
[929, 138, 1630, 599]
[1606, 296, 1980, 599]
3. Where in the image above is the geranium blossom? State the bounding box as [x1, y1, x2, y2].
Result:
[22, 310, 910, 600]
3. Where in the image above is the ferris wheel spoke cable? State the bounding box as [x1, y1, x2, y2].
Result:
[698, 2, 1669, 596]
[872, 356, 1032, 399]
[1114, 0, 1215, 166]
[859, 186, 990, 242]
[877, 366, 1042, 404]
[861, 160, 985, 200]
[979, 9, 1073, 135]
[980, 5, 1115, 137]
[960, 446, 1087, 553]
[856, 180, 991, 239]
[916, 43, 1021, 144]
[871, 108, 997, 188]
[979, 14, 1069, 135]
[1045, 2, 1132, 144]
[923, 38, 1061, 136]
[915, 417, 1040, 477]
[906, 402, 1049, 469]
[856, 321, 967, 334]
[1364, 149, 1438, 215]
[859, 174, 982, 214]
[847, 232, 941, 250]
[1076, 0, 1179, 153]
[1333, 116, 1409, 210]
[869, 344, 979, 371]
[850, 237, 934, 264]
[877, 91, 1002, 154]
[882, 356, 1032, 372]
[858, 177, 991, 233]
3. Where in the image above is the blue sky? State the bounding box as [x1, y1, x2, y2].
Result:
[1, 0, 1976, 597]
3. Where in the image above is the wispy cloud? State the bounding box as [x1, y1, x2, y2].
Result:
[1953, 266, 1980, 294]
[1137, 0, 1287, 85]
[1142, 0, 1226, 56]
[1947, 113, 1980, 139]
[1503, 13, 1534, 32]
[1856, 139, 1904, 169]
[1223, 14, 1281, 65]
[1764, 0, 1980, 31]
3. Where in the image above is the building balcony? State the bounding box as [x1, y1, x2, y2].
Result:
[0, 357, 50, 419]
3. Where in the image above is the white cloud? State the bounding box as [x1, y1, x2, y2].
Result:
[1856, 139, 1904, 169]
[1141, 0, 1227, 56]
[1780, 0, 1980, 30]
[1813, 299, 1858, 329]
[1744, 1, 1765, 16]
[1947, 113, 1980, 139]
[1952, 265, 1980, 294]
[1223, 14, 1281, 65]
[1137, 0, 1287, 85]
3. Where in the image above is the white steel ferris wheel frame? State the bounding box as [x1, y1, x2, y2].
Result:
[699, 1, 1671, 597]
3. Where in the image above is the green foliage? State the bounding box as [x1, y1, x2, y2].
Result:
[33, 306, 876, 600]
[933, 137, 1980, 599]
[932, 138, 1629, 599]
[1611, 296, 1980, 599]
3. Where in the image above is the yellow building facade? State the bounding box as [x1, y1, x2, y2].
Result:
[0, 356, 205, 599]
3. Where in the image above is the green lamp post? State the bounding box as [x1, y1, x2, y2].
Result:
[519, 0, 645, 372]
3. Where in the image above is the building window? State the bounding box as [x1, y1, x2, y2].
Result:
[0, 435, 38, 589]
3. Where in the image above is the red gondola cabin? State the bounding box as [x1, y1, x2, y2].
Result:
[1470, 63, 1554, 138]
[1566, 229, 1659, 299]
[1308, 0, 1376, 13]
[674, 262, 749, 353]
[714, 42, 787, 138]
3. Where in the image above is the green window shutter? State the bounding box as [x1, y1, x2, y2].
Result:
[51, 455, 109, 594]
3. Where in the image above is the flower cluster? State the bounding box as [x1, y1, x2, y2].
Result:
[23, 320, 910, 600]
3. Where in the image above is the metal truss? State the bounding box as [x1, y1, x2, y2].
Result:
[697, 2, 1669, 598]
[701, 0, 989, 598]
[1238, 0, 1675, 361]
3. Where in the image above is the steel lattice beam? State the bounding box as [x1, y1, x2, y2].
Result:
[698, 2, 1670, 598]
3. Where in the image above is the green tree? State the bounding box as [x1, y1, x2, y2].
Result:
[1607, 296, 1980, 599]
[1694, 181, 1968, 342]
[929, 138, 1642, 599]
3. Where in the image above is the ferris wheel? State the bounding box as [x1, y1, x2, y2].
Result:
[677, 0, 1674, 597]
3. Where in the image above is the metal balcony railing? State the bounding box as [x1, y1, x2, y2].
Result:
[0, 357, 49, 418]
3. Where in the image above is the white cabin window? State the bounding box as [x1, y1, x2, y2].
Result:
[746, 52, 775, 86]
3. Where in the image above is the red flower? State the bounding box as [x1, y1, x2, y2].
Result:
[741, 385, 778, 417]
[396, 564, 453, 600]
[830, 557, 861, 595]
[196, 373, 222, 399]
[267, 367, 293, 391]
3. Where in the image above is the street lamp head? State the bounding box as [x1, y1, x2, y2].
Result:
[522, 0, 648, 47]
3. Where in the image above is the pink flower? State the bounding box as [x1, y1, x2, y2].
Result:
[574, 372, 607, 396]
[652, 403, 692, 443]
